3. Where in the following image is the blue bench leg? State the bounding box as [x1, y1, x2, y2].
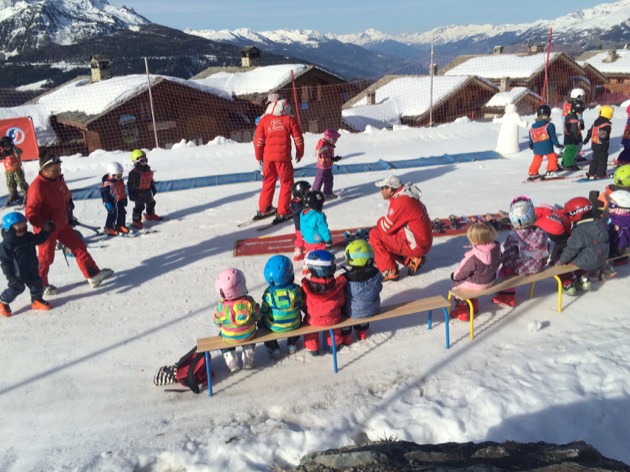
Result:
[329, 329, 338, 373]
[442, 307, 450, 349]
[428, 310, 433, 329]
[205, 352, 213, 397]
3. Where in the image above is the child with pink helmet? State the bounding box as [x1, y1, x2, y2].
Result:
[213, 268, 261, 372]
[312, 129, 341, 199]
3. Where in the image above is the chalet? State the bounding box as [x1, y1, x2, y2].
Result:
[342, 75, 498, 131]
[192, 47, 348, 134]
[577, 49, 630, 100]
[484, 87, 541, 118]
[441, 51, 606, 107]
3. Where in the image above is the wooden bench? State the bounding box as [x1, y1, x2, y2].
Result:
[197, 295, 451, 396]
[448, 251, 629, 340]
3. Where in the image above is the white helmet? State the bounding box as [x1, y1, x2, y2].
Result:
[609, 190, 630, 210]
[107, 161, 124, 176]
[570, 88, 586, 100]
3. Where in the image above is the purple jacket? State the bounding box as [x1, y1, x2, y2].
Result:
[452, 241, 501, 290]
[608, 212, 630, 255]
[500, 227, 548, 277]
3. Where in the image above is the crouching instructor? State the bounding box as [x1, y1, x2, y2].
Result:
[25, 152, 113, 294]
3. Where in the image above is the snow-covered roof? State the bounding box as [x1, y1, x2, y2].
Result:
[342, 76, 489, 131]
[580, 49, 630, 75]
[485, 86, 540, 107]
[0, 75, 233, 146]
[191, 64, 309, 96]
[444, 52, 561, 80]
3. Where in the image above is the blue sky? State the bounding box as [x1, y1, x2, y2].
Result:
[113, 0, 607, 34]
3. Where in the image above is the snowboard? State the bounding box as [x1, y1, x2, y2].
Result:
[233, 212, 510, 257]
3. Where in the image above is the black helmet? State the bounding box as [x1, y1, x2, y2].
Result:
[303, 190, 325, 211]
[0, 136, 13, 147]
[291, 180, 311, 199]
[537, 105, 551, 118]
[571, 99, 585, 114]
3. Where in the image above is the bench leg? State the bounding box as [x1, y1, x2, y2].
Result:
[205, 352, 213, 397]
[529, 281, 536, 299]
[329, 329, 338, 373]
[466, 299, 475, 340]
[441, 307, 451, 349]
[554, 275, 563, 312]
[427, 310, 432, 330]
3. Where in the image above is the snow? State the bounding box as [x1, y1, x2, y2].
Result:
[444, 53, 560, 80]
[2, 105, 630, 471]
[580, 49, 630, 74]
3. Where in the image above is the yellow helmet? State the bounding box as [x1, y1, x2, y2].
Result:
[130, 149, 146, 162]
[599, 105, 614, 120]
[344, 238, 374, 267]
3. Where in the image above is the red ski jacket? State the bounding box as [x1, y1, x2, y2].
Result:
[254, 100, 304, 163]
[301, 275, 346, 327]
[26, 172, 72, 230]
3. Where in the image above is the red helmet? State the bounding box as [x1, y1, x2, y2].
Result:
[564, 197, 593, 222]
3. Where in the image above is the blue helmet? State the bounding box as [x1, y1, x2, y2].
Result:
[305, 250, 336, 278]
[2, 211, 26, 231]
[264, 255, 294, 286]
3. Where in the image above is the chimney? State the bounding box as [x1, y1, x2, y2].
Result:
[605, 49, 619, 62]
[366, 90, 376, 105]
[431, 64, 438, 75]
[499, 77, 510, 93]
[493, 45, 504, 55]
[528, 44, 542, 54]
[241, 46, 260, 68]
[90, 54, 111, 82]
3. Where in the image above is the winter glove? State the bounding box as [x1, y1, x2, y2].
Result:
[556, 144, 565, 150]
[68, 216, 78, 228]
[7, 276, 18, 285]
[129, 193, 136, 202]
[105, 202, 115, 212]
[332, 155, 342, 162]
[325, 241, 333, 249]
[151, 184, 157, 196]
[45, 221, 56, 233]
[529, 142, 533, 150]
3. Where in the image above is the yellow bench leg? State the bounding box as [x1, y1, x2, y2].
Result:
[554, 275, 563, 312]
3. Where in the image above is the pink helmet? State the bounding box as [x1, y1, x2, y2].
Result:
[323, 129, 340, 142]
[215, 268, 248, 300]
[626, 104, 630, 115]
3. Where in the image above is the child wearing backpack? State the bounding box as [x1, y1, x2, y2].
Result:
[312, 129, 341, 199]
[290, 180, 311, 262]
[0, 212, 54, 317]
[583, 105, 614, 179]
[100, 162, 130, 236]
[302, 250, 346, 354]
[340, 239, 382, 344]
[260, 255, 303, 358]
[492, 196, 548, 308]
[527, 105, 563, 180]
[300, 190, 333, 276]
[127, 149, 159, 229]
[213, 268, 261, 372]
[449, 222, 501, 321]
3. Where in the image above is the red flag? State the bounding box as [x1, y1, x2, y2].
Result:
[0, 117, 39, 161]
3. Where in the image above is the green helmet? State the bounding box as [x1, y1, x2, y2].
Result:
[130, 149, 146, 162]
[345, 239, 374, 267]
[614, 164, 630, 187]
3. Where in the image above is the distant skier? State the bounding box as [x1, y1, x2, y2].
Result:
[0, 136, 29, 206]
[527, 105, 563, 180]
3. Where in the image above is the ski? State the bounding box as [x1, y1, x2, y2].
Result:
[523, 176, 565, 183]
[574, 174, 613, 183]
[73, 220, 101, 234]
[255, 216, 293, 233]
[237, 209, 277, 228]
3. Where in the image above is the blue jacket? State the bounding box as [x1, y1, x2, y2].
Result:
[529, 119, 561, 155]
[300, 208, 332, 244]
[343, 266, 382, 318]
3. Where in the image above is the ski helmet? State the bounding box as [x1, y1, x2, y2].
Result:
[303, 190, 325, 211]
[571, 100, 585, 114]
[107, 161, 123, 176]
[323, 129, 340, 143]
[305, 250, 336, 278]
[564, 197, 593, 222]
[130, 149, 146, 162]
[263, 255, 294, 287]
[537, 104, 551, 118]
[570, 88, 586, 100]
[534, 211, 571, 237]
[626, 104, 630, 115]
[0, 136, 13, 147]
[291, 180, 312, 199]
[345, 239, 374, 267]
[215, 268, 248, 300]
[509, 196, 536, 228]
[2, 211, 26, 231]
[614, 165, 630, 187]
[599, 105, 614, 120]
[609, 190, 630, 210]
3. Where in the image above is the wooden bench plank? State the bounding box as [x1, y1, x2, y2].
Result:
[197, 295, 451, 396]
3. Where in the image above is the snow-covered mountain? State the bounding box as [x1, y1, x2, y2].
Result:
[190, 0, 630, 64]
[0, 0, 150, 57]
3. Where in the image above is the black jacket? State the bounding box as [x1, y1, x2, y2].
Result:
[559, 218, 609, 271]
[0, 228, 50, 281]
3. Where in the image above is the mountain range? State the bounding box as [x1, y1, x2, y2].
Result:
[1, 0, 630, 90]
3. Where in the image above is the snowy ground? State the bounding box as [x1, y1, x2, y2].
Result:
[1, 106, 629, 471]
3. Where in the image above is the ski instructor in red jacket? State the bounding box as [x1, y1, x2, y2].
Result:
[254, 97, 304, 224]
[369, 175, 433, 282]
[25, 152, 113, 295]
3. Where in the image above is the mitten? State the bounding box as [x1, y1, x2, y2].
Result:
[105, 202, 114, 212]
[332, 155, 342, 162]
[325, 241, 333, 248]
[529, 143, 533, 150]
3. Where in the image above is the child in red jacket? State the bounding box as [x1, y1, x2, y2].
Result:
[301, 250, 346, 354]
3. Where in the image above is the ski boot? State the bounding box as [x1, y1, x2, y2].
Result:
[575, 274, 591, 292]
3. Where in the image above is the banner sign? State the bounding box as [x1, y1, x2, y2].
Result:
[0, 117, 39, 161]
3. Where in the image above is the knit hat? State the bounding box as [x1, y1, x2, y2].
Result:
[375, 175, 403, 189]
